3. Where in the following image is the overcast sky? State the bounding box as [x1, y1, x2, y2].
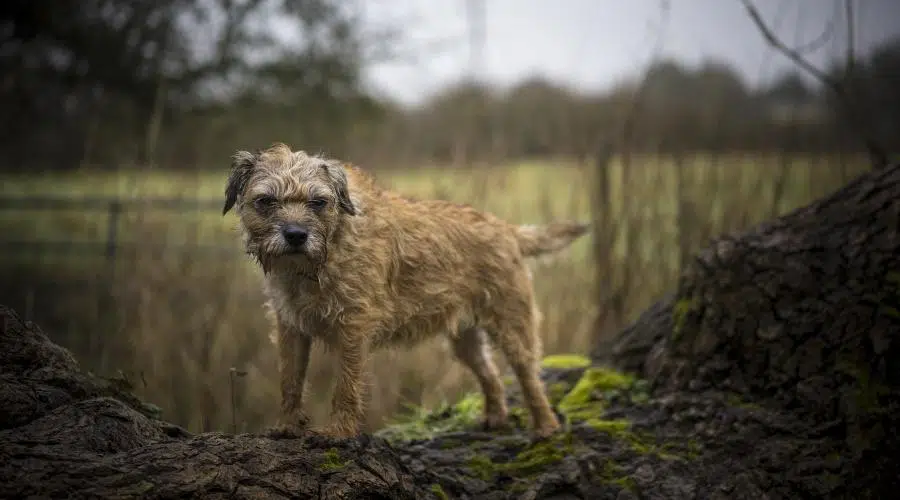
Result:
[359, 0, 900, 105]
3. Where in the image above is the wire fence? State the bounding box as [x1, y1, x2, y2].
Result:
[0, 195, 248, 322]
[0, 195, 239, 258]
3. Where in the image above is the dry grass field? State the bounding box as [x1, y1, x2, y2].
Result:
[0, 153, 867, 433]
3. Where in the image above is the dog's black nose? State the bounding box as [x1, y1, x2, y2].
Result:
[282, 224, 309, 247]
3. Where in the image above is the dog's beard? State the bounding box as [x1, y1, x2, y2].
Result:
[248, 233, 327, 280]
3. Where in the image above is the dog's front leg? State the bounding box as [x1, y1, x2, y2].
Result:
[315, 335, 367, 439]
[275, 324, 313, 433]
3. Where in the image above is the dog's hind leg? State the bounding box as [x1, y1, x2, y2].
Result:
[451, 327, 509, 430]
[487, 299, 561, 439]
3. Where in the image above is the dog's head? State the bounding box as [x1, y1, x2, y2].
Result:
[222, 143, 357, 274]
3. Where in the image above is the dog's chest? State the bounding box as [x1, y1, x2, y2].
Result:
[265, 281, 346, 342]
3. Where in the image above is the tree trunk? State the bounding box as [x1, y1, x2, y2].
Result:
[597, 163, 900, 495]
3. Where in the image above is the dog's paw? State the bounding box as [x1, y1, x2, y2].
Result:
[480, 411, 512, 432]
[529, 420, 563, 442]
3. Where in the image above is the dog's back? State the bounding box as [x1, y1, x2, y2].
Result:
[344, 171, 588, 349]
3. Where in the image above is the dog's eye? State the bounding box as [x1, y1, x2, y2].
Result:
[308, 199, 327, 210]
[254, 196, 278, 211]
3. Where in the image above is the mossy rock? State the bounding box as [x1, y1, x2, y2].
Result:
[428, 483, 449, 499]
[375, 392, 488, 442]
[466, 431, 577, 481]
[376, 362, 656, 444]
[318, 447, 345, 472]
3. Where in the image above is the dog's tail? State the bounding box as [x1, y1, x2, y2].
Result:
[515, 222, 591, 257]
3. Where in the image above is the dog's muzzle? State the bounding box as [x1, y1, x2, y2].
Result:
[281, 224, 309, 251]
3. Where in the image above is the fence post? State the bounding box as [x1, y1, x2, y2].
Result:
[94, 199, 123, 367]
[105, 200, 122, 270]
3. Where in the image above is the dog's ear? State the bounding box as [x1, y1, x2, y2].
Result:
[322, 162, 357, 216]
[223, 150, 258, 215]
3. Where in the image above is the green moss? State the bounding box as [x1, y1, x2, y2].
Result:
[466, 454, 495, 481]
[548, 382, 570, 405]
[377, 360, 658, 458]
[466, 432, 576, 480]
[611, 477, 637, 491]
[375, 393, 485, 442]
[504, 433, 574, 475]
[820, 473, 843, 491]
[686, 439, 702, 459]
[629, 379, 652, 404]
[559, 367, 634, 410]
[841, 273, 900, 424]
[551, 366, 664, 458]
[656, 441, 693, 460]
[429, 483, 449, 500]
[586, 418, 697, 461]
[540, 354, 592, 370]
[508, 406, 528, 428]
[672, 296, 699, 340]
[557, 366, 636, 424]
[581, 417, 646, 453]
[453, 392, 483, 416]
[438, 438, 463, 449]
[140, 402, 163, 418]
[509, 481, 531, 493]
[378, 364, 644, 444]
[879, 306, 900, 318]
[601, 461, 636, 492]
[836, 357, 891, 412]
[584, 418, 630, 434]
[318, 447, 344, 472]
[726, 392, 760, 410]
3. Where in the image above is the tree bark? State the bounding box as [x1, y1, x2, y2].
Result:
[0, 305, 421, 499]
[598, 163, 900, 495]
[654, 164, 899, 413]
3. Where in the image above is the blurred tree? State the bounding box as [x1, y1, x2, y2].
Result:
[499, 77, 579, 158]
[0, 0, 397, 171]
[626, 59, 764, 153]
[409, 81, 496, 165]
[761, 72, 812, 106]
[824, 35, 900, 155]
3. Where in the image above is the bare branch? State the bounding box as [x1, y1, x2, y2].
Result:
[740, 0, 833, 83]
[794, 16, 835, 55]
[844, 0, 855, 74]
[619, 0, 671, 169]
[738, 0, 888, 169]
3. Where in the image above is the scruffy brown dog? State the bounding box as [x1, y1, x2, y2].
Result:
[223, 143, 589, 439]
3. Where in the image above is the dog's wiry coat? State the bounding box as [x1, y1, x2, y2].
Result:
[223, 143, 589, 438]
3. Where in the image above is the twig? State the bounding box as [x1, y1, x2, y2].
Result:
[793, 17, 835, 55]
[739, 0, 888, 169]
[229, 367, 247, 434]
[620, 0, 671, 168]
[845, 0, 855, 74]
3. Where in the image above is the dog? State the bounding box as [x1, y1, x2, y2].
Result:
[222, 143, 589, 439]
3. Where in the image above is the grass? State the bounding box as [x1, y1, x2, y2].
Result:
[0, 152, 869, 434]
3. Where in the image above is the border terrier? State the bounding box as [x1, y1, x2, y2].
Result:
[223, 143, 589, 439]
